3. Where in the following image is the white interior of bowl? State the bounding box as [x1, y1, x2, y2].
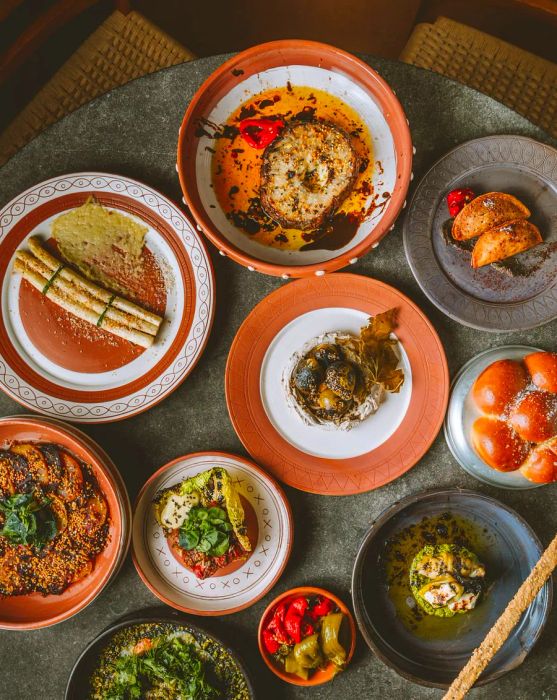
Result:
[195, 65, 396, 266]
[260, 307, 412, 458]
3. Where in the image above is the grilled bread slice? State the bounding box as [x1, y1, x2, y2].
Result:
[452, 192, 530, 241]
[260, 120, 359, 230]
[471, 219, 542, 268]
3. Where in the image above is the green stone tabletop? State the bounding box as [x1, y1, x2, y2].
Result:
[0, 55, 555, 700]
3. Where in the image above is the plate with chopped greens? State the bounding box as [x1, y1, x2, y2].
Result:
[65, 616, 255, 699]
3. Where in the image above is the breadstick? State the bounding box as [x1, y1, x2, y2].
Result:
[27, 236, 163, 329]
[15, 251, 159, 336]
[443, 532, 557, 700]
[14, 257, 154, 348]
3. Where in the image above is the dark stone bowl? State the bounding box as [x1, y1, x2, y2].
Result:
[351, 488, 552, 688]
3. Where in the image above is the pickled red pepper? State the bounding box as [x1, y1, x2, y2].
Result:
[239, 118, 284, 149]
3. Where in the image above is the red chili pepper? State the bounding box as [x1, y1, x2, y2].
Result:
[284, 609, 303, 644]
[239, 118, 284, 149]
[447, 188, 475, 217]
[288, 596, 309, 616]
[266, 601, 291, 645]
[262, 628, 280, 654]
[308, 595, 334, 619]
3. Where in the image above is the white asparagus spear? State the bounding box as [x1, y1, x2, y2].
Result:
[443, 532, 557, 699]
[14, 257, 154, 349]
[16, 251, 159, 336]
[27, 236, 163, 329]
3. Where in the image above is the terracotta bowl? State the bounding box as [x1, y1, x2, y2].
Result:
[258, 586, 356, 686]
[0, 416, 127, 630]
[178, 40, 412, 278]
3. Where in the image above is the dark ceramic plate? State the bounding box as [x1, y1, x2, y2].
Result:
[65, 610, 256, 699]
[403, 135, 557, 331]
[351, 489, 552, 688]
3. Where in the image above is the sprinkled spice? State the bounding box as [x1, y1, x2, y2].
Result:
[0, 443, 109, 597]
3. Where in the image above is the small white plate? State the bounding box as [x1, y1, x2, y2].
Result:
[445, 345, 543, 489]
[260, 307, 412, 459]
[132, 452, 293, 615]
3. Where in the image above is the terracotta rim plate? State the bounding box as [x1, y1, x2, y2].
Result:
[403, 135, 557, 331]
[352, 488, 553, 688]
[226, 274, 449, 494]
[66, 612, 256, 699]
[258, 586, 356, 686]
[445, 345, 544, 490]
[178, 39, 412, 277]
[0, 415, 129, 630]
[0, 172, 215, 422]
[132, 451, 293, 615]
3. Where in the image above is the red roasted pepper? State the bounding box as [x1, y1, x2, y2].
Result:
[447, 188, 475, 217]
[266, 601, 291, 645]
[308, 595, 334, 619]
[262, 628, 280, 654]
[239, 118, 284, 149]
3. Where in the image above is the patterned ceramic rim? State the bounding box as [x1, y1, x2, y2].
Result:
[403, 135, 557, 331]
[0, 172, 215, 422]
[177, 40, 413, 278]
[0, 415, 129, 630]
[226, 274, 449, 495]
[132, 451, 293, 615]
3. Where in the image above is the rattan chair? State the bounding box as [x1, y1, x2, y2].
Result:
[0, 2, 195, 165]
[401, 16, 557, 138]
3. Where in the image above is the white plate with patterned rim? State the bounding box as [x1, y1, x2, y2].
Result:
[0, 172, 215, 422]
[132, 451, 293, 615]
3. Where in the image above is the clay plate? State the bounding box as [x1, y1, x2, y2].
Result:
[226, 274, 449, 494]
[403, 135, 557, 331]
[178, 39, 412, 277]
[0, 172, 215, 422]
[132, 451, 293, 615]
[258, 586, 356, 686]
[445, 345, 545, 490]
[65, 612, 255, 699]
[352, 488, 552, 688]
[0, 415, 129, 629]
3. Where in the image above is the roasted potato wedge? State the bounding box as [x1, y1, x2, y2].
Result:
[452, 192, 530, 241]
[471, 219, 542, 268]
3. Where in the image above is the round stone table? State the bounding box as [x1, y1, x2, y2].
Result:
[0, 55, 555, 700]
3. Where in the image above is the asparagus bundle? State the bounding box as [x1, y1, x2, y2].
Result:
[14, 236, 163, 349]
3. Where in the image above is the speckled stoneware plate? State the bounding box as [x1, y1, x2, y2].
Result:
[403, 135, 557, 331]
[445, 345, 544, 490]
[0, 415, 130, 630]
[352, 489, 552, 688]
[132, 452, 292, 615]
[178, 39, 412, 277]
[65, 614, 255, 699]
[226, 274, 449, 494]
[0, 172, 215, 422]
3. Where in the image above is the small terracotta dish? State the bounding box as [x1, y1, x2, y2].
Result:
[226, 274, 449, 494]
[352, 489, 552, 688]
[0, 415, 129, 630]
[132, 451, 293, 615]
[0, 172, 215, 422]
[258, 586, 356, 686]
[178, 40, 412, 277]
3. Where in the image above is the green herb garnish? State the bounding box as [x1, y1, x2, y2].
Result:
[102, 634, 219, 700]
[179, 506, 232, 557]
[0, 492, 58, 550]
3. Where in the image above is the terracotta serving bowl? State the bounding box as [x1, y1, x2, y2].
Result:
[178, 40, 412, 277]
[258, 586, 356, 686]
[0, 416, 127, 630]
